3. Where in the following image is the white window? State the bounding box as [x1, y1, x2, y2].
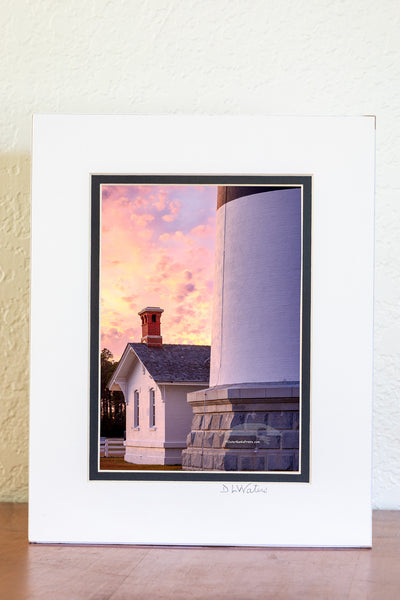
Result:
[134, 390, 139, 427]
[149, 388, 156, 427]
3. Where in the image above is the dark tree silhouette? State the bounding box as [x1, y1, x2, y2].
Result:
[100, 348, 125, 437]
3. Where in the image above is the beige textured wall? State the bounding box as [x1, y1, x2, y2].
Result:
[1, 0, 400, 507]
[0, 155, 30, 500]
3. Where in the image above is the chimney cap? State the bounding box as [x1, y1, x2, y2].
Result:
[138, 307, 164, 316]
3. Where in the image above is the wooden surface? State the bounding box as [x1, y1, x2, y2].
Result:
[0, 504, 399, 599]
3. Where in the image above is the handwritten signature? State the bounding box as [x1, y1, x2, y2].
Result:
[220, 483, 268, 495]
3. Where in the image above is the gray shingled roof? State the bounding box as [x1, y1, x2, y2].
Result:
[129, 343, 210, 383]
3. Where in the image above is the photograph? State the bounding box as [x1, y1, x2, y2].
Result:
[90, 175, 311, 481]
[29, 114, 374, 550]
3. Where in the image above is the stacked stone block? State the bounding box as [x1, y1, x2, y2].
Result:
[182, 384, 300, 471]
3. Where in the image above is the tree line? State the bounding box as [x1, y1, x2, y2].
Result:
[100, 348, 125, 437]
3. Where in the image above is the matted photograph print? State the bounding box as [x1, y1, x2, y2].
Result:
[90, 175, 311, 482]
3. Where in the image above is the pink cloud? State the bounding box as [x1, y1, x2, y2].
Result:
[169, 199, 181, 214]
[190, 223, 214, 237]
[131, 213, 155, 227]
[153, 194, 168, 211]
[161, 198, 182, 222]
[133, 196, 146, 208]
[162, 214, 175, 222]
[121, 295, 137, 303]
[101, 183, 217, 358]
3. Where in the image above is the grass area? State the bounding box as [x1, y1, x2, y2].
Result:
[100, 457, 182, 471]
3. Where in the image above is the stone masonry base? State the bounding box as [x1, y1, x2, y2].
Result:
[182, 383, 300, 472]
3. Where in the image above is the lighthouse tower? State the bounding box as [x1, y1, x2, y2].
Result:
[182, 186, 302, 472]
[210, 186, 301, 386]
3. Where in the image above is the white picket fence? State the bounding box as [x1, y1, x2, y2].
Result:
[100, 437, 125, 458]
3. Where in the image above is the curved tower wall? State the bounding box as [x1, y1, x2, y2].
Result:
[210, 188, 301, 387]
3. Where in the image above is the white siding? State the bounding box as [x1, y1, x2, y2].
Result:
[164, 385, 199, 446]
[116, 351, 208, 465]
[124, 356, 166, 464]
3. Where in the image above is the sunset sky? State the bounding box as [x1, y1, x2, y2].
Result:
[101, 184, 217, 360]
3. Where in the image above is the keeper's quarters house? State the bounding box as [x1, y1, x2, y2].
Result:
[108, 307, 210, 466]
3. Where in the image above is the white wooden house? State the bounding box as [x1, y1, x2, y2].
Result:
[107, 308, 210, 466]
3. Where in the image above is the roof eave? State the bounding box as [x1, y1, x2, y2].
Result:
[106, 344, 137, 389]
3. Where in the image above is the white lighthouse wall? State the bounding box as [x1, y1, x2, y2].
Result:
[210, 188, 301, 386]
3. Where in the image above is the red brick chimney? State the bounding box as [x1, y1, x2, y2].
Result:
[138, 307, 164, 347]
